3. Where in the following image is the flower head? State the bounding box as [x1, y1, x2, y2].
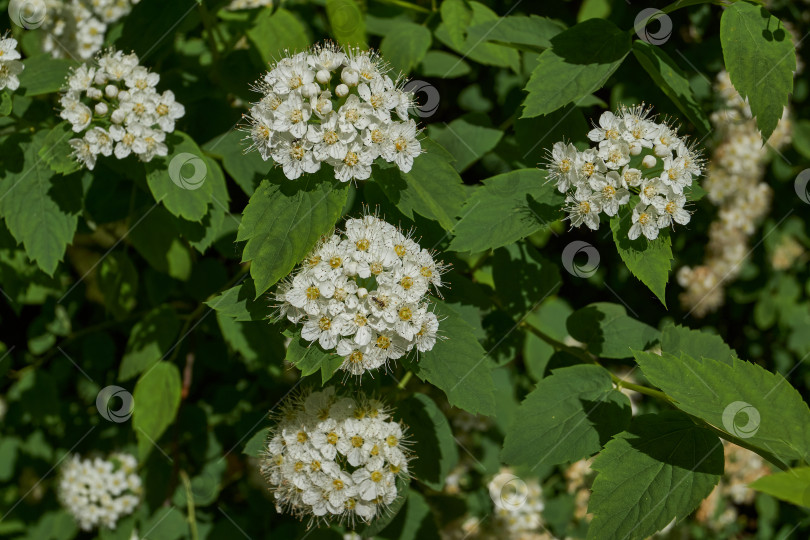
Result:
[276, 213, 447, 376]
[59, 48, 184, 170]
[0, 32, 24, 92]
[260, 387, 412, 527]
[58, 452, 141, 531]
[246, 42, 422, 181]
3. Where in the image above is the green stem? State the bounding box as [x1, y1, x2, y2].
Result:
[374, 0, 432, 13]
[180, 470, 199, 540]
[397, 371, 413, 389]
[521, 321, 593, 363]
[610, 374, 671, 402]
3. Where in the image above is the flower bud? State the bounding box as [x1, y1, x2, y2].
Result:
[654, 144, 670, 157]
[641, 155, 657, 169]
[340, 68, 359, 86]
[104, 84, 118, 99]
[335, 83, 349, 98]
[94, 102, 108, 116]
[315, 69, 331, 85]
[110, 109, 126, 124]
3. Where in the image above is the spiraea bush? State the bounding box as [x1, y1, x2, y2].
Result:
[1, 1, 809, 539]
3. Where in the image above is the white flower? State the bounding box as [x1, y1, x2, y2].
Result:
[260, 389, 411, 526]
[59, 48, 183, 169]
[547, 141, 579, 192]
[58, 453, 141, 531]
[654, 193, 690, 228]
[590, 171, 630, 217]
[629, 204, 660, 240]
[276, 214, 446, 376]
[246, 43, 423, 181]
[566, 189, 601, 230]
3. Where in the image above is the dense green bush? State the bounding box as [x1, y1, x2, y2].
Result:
[1, 0, 809, 538]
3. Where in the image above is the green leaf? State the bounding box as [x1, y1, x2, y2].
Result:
[98, 252, 138, 320]
[634, 350, 810, 464]
[0, 92, 11, 116]
[405, 301, 496, 416]
[237, 171, 349, 296]
[750, 467, 810, 508]
[0, 131, 81, 276]
[491, 243, 561, 317]
[522, 18, 630, 118]
[133, 362, 182, 461]
[284, 329, 344, 377]
[465, 15, 565, 51]
[720, 1, 795, 140]
[587, 411, 724, 540]
[129, 205, 193, 280]
[174, 155, 231, 254]
[374, 138, 466, 231]
[419, 50, 471, 79]
[203, 130, 270, 196]
[243, 427, 271, 458]
[118, 306, 182, 381]
[380, 22, 431, 73]
[397, 394, 459, 491]
[17, 55, 77, 96]
[660, 324, 737, 366]
[610, 205, 673, 306]
[326, 0, 367, 48]
[217, 314, 282, 366]
[205, 277, 272, 321]
[39, 122, 82, 176]
[449, 169, 564, 253]
[429, 115, 503, 172]
[145, 132, 216, 221]
[435, 2, 520, 72]
[567, 303, 660, 359]
[502, 365, 632, 469]
[440, 0, 472, 50]
[139, 507, 188, 540]
[632, 41, 711, 134]
[247, 8, 311, 66]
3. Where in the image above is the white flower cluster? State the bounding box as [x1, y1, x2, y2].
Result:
[546, 105, 703, 241]
[488, 470, 546, 538]
[246, 42, 422, 182]
[277, 214, 445, 376]
[0, 32, 24, 92]
[59, 49, 185, 170]
[677, 71, 791, 317]
[260, 387, 411, 526]
[58, 452, 141, 531]
[226, 0, 272, 10]
[38, 0, 141, 60]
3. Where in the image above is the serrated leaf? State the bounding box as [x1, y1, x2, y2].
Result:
[205, 277, 272, 321]
[587, 411, 723, 540]
[326, 0, 367, 48]
[632, 41, 711, 134]
[145, 132, 215, 221]
[634, 350, 810, 464]
[397, 394, 459, 491]
[750, 467, 810, 508]
[610, 205, 673, 306]
[247, 8, 311, 66]
[243, 427, 271, 457]
[429, 115, 503, 172]
[502, 364, 632, 469]
[203, 130, 270, 196]
[133, 362, 182, 461]
[440, 0, 471, 50]
[521, 18, 630, 118]
[237, 171, 349, 296]
[449, 169, 564, 253]
[466, 14, 565, 51]
[118, 306, 181, 381]
[128, 205, 193, 280]
[419, 50, 471, 79]
[491, 243, 561, 317]
[405, 302, 496, 416]
[374, 138, 466, 231]
[660, 324, 737, 365]
[39, 122, 82, 176]
[567, 302, 660, 359]
[0, 131, 81, 276]
[285, 328, 344, 377]
[17, 55, 77, 96]
[720, 1, 795, 140]
[173, 155, 231, 254]
[380, 22, 431, 73]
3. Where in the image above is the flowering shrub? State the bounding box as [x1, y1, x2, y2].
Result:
[2, 1, 810, 539]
